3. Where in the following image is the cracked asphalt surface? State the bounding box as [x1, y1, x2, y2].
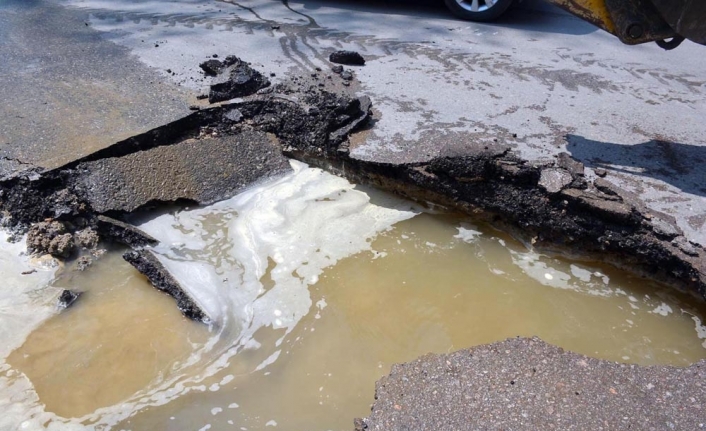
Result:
[2, 0, 704, 246]
[1, 1, 705, 429]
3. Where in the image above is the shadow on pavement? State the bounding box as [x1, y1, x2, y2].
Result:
[566, 134, 706, 196]
[292, 0, 598, 36]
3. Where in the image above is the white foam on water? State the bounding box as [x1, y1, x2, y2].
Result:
[0, 233, 60, 360]
[506, 249, 617, 298]
[0, 161, 417, 430]
[689, 315, 706, 349]
[138, 161, 417, 338]
[0, 233, 66, 430]
[454, 223, 483, 244]
[651, 303, 673, 317]
[42, 160, 416, 429]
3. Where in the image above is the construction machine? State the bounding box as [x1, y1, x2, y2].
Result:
[445, 0, 705, 49]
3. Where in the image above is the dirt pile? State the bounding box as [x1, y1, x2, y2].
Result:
[26, 221, 74, 258]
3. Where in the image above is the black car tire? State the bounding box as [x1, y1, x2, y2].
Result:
[444, 0, 515, 22]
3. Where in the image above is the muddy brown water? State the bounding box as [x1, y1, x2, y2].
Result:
[2, 162, 706, 431]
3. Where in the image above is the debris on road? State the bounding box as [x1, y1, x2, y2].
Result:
[205, 55, 271, 103]
[58, 289, 82, 309]
[123, 249, 210, 322]
[329, 50, 366, 66]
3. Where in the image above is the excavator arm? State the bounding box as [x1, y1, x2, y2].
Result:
[547, 0, 706, 49]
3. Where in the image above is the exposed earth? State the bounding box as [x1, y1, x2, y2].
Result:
[1, 0, 705, 429]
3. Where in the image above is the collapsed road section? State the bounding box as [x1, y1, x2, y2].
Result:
[1, 56, 706, 430]
[0, 60, 705, 318]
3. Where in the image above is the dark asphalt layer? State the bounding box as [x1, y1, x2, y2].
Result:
[73, 130, 291, 212]
[0, 0, 192, 174]
[358, 337, 706, 431]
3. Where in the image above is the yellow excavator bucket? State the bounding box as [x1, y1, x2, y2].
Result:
[551, 0, 617, 34]
[547, 0, 706, 49]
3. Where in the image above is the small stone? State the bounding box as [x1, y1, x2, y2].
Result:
[208, 56, 271, 103]
[74, 228, 99, 249]
[329, 50, 365, 66]
[556, 152, 585, 177]
[651, 217, 681, 239]
[49, 234, 74, 257]
[189, 105, 201, 111]
[75, 255, 92, 271]
[341, 70, 354, 81]
[271, 25, 280, 30]
[331, 65, 343, 74]
[199, 59, 225, 76]
[594, 167, 607, 177]
[672, 237, 699, 256]
[224, 108, 243, 122]
[58, 289, 82, 309]
[538, 168, 573, 194]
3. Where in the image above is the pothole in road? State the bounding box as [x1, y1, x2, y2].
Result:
[2, 161, 705, 431]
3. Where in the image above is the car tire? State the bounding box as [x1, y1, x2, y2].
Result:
[444, 0, 515, 22]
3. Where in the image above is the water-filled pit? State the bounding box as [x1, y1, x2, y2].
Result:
[1, 161, 705, 430]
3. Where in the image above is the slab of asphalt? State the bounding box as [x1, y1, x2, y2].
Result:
[357, 337, 706, 431]
[0, 0, 193, 175]
[72, 130, 290, 212]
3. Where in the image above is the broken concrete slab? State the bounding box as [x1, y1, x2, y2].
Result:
[123, 250, 209, 322]
[356, 337, 706, 431]
[71, 130, 290, 213]
[199, 58, 227, 76]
